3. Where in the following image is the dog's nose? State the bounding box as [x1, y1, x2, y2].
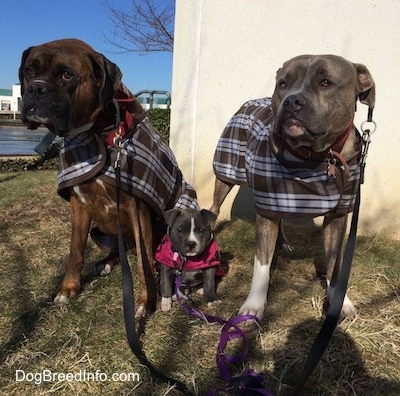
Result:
[27, 81, 50, 96]
[283, 95, 305, 113]
[187, 241, 197, 250]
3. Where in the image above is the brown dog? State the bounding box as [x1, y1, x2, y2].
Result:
[211, 55, 375, 321]
[19, 38, 199, 315]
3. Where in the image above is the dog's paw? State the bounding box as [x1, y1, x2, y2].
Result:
[207, 299, 222, 307]
[97, 263, 113, 276]
[135, 305, 147, 317]
[53, 294, 70, 304]
[161, 297, 172, 312]
[327, 285, 357, 319]
[238, 300, 265, 322]
[280, 241, 295, 254]
[53, 282, 80, 304]
[340, 296, 357, 319]
[93, 256, 118, 276]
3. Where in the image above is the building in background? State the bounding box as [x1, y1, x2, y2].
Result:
[0, 85, 21, 113]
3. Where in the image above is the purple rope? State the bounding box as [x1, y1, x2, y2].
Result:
[175, 273, 273, 395]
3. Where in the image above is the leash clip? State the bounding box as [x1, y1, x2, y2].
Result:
[360, 128, 372, 185]
[327, 151, 337, 178]
[113, 127, 124, 169]
[327, 149, 350, 180]
[359, 114, 376, 184]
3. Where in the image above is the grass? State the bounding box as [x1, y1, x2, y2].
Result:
[0, 170, 399, 395]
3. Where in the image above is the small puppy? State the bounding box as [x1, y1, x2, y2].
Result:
[155, 208, 224, 311]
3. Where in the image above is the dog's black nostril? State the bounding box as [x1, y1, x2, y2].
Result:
[28, 82, 49, 96]
[187, 241, 197, 249]
[283, 95, 305, 112]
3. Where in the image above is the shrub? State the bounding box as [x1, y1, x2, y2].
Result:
[147, 108, 170, 143]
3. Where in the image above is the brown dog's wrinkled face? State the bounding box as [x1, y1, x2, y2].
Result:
[271, 55, 375, 152]
[18, 38, 122, 135]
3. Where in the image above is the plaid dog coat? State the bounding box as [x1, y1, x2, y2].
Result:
[213, 97, 362, 218]
[57, 91, 199, 215]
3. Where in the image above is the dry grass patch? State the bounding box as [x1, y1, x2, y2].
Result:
[0, 171, 399, 395]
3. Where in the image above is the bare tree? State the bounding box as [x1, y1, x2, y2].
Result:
[103, 0, 175, 53]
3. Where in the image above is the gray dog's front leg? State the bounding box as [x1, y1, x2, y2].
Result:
[239, 214, 279, 321]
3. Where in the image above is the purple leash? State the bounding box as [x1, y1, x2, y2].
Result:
[175, 270, 273, 395]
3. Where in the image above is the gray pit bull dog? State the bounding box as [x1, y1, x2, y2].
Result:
[155, 208, 224, 311]
[211, 54, 375, 321]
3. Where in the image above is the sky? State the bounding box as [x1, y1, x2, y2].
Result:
[0, 0, 173, 95]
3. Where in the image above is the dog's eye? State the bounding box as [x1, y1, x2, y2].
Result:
[278, 80, 287, 89]
[177, 227, 182, 233]
[24, 67, 35, 78]
[319, 79, 331, 87]
[198, 228, 204, 233]
[61, 70, 74, 81]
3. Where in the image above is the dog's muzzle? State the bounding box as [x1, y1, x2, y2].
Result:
[22, 80, 70, 132]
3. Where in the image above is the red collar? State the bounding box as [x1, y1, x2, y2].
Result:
[281, 117, 354, 161]
[90, 84, 140, 147]
[104, 85, 137, 147]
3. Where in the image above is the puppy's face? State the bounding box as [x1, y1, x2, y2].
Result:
[18, 38, 122, 135]
[163, 209, 217, 257]
[271, 54, 375, 152]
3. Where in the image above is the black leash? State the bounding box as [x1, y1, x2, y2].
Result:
[291, 116, 375, 395]
[113, 130, 192, 394]
[292, 184, 360, 395]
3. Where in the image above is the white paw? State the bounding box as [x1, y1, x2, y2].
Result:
[135, 305, 146, 317]
[340, 296, 357, 318]
[161, 297, 172, 312]
[196, 288, 204, 296]
[207, 299, 222, 307]
[238, 298, 265, 322]
[100, 263, 112, 276]
[53, 294, 69, 304]
[327, 283, 357, 318]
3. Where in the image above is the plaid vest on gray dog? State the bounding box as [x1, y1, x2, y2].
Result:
[213, 97, 361, 218]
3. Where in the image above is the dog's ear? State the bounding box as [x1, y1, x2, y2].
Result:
[354, 63, 375, 109]
[18, 46, 33, 95]
[163, 209, 182, 227]
[89, 52, 122, 111]
[200, 209, 217, 226]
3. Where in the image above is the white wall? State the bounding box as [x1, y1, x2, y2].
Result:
[170, 0, 400, 239]
[12, 84, 21, 111]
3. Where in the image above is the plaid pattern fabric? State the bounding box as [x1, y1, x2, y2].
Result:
[58, 118, 199, 215]
[213, 97, 361, 218]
